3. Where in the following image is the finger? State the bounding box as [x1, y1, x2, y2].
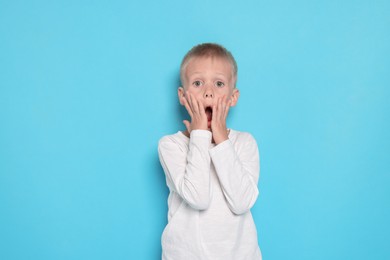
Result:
[212, 101, 217, 121]
[211, 97, 218, 123]
[197, 99, 205, 116]
[218, 96, 223, 120]
[187, 93, 197, 115]
[221, 95, 227, 113]
[219, 96, 228, 121]
[190, 93, 200, 115]
[181, 95, 193, 118]
[224, 97, 231, 118]
[186, 92, 193, 109]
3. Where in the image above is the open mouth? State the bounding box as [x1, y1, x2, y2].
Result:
[205, 106, 212, 122]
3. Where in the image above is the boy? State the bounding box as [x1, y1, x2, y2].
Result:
[158, 43, 262, 260]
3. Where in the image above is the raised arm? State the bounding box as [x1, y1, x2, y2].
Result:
[209, 133, 260, 215]
[158, 130, 212, 210]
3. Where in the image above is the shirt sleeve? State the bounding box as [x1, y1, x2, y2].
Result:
[158, 130, 212, 210]
[209, 133, 260, 215]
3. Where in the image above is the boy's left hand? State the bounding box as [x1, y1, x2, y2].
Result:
[211, 95, 232, 145]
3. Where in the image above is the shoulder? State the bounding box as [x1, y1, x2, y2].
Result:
[229, 129, 260, 157]
[229, 129, 257, 144]
[159, 131, 187, 143]
[158, 131, 189, 153]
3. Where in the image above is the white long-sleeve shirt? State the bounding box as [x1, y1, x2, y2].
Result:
[158, 129, 262, 260]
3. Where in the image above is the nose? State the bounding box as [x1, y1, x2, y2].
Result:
[203, 85, 214, 99]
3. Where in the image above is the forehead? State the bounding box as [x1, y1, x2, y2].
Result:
[184, 56, 235, 77]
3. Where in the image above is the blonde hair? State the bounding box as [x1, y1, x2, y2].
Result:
[180, 43, 238, 87]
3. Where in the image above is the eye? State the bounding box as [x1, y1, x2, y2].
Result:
[193, 80, 203, 87]
[216, 81, 225, 87]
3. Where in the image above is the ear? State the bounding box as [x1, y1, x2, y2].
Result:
[178, 87, 185, 105]
[230, 88, 240, 107]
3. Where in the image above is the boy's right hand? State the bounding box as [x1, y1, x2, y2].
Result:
[180, 92, 208, 133]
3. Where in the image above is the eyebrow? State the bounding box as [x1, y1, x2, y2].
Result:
[215, 73, 229, 78]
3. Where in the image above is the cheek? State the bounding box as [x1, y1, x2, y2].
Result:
[215, 88, 233, 97]
[185, 88, 201, 97]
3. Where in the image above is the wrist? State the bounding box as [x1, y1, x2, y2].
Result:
[192, 123, 208, 131]
[214, 134, 228, 145]
[190, 129, 213, 142]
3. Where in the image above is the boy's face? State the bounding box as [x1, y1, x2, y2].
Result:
[178, 56, 239, 127]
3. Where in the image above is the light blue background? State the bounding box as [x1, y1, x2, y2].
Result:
[1, 0, 389, 259]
